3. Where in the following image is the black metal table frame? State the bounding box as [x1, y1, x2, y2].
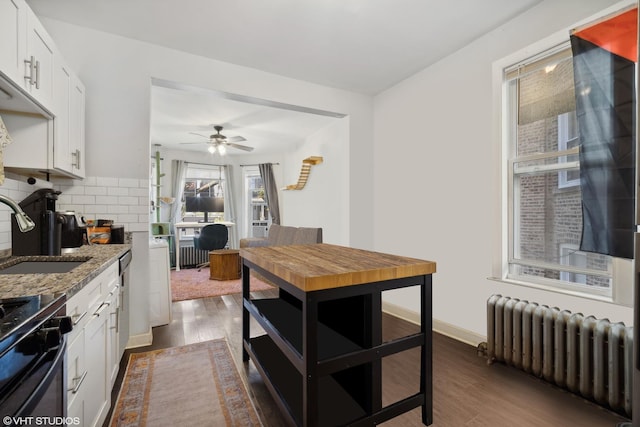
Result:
[242, 258, 433, 427]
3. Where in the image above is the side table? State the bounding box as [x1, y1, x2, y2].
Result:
[209, 249, 240, 280]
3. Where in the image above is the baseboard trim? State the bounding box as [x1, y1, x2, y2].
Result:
[381, 301, 485, 347]
[125, 329, 153, 349]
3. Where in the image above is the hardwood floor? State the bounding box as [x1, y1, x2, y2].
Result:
[106, 290, 629, 426]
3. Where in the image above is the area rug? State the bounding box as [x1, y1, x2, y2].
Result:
[171, 268, 273, 302]
[109, 339, 262, 427]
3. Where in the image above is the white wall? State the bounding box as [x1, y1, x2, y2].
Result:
[373, 0, 634, 342]
[33, 17, 372, 345]
[38, 17, 375, 250]
[282, 118, 349, 245]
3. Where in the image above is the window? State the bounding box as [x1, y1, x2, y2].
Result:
[557, 112, 580, 188]
[242, 167, 271, 238]
[182, 164, 225, 222]
[502, 42, 612, 296]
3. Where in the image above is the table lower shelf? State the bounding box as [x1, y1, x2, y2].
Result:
[245, 334, 367, 426]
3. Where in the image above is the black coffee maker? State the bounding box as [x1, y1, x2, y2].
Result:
[12, 189, 63, 256]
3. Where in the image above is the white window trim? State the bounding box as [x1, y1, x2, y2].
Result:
[490, 0, 635, 306]
[557, 113, 581, 188]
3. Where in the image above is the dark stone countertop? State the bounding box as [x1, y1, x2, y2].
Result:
[0, 244, 132, 300]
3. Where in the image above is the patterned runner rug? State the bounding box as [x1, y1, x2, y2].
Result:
[171, 269, 273, 302]
[109, 340, 262, 427]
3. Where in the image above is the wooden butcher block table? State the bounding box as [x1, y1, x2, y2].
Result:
[240, 243, 436, 426]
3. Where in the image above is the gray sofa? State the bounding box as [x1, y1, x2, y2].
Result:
[240, 223, 323, 248]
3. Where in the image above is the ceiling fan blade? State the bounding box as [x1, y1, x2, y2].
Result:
[188, 132, 210, 139]
[179, 141, 206, 145]
[227, 142, 254, 152]
[227, 135, 247, 143]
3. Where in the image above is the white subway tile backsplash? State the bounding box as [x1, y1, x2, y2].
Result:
[118, 178, 139, 188]
[71, 195, 96, 205]
[116, 214, 138, 223]
[96, 177, 118, 187]
[129, 205, 149, 214]
[59, 185, 85, 195]
[107, 205, 129, 214]
[82, 177, 97, 186]
[118, 196, 138, 205]
[128, 188, 147, 197]
[101, 196, 119, 205]
[128, 223, 148, 232]
[0, 174, 151, 251]
[84, 186, 107, 196]
[80, 204, 108, 214]
[107, 187, 128, 197]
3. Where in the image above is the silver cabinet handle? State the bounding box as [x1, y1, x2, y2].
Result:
[68, 370, 88, 394]
[93, 301, 110, 317]
[24, 56, 36, 86]
[71, 311, 87, 326]
[34, 59, 40, 89]
[72, 149, 81, 169]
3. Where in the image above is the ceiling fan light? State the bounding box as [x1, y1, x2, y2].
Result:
[208, 145, 216, 154]
[218, 145, 226, 155]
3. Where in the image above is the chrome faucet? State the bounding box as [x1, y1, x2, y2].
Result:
[0, 194, 35, 232]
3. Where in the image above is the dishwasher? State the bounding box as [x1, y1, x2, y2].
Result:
[118, 250, 132, 355]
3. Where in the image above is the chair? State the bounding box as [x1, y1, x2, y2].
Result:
[194, 224, 228, 269]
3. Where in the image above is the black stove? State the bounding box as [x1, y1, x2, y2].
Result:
[0, 294, 66, 352]
[0, 293, 71, 423]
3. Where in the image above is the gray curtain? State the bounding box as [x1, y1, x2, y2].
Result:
[259, 163, 281, 225]
[222, 164, 238, 248]
[170, 160, 186, 230]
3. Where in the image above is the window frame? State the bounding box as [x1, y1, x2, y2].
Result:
[181, 164, 225, 220]
[491, 9, 634, 305]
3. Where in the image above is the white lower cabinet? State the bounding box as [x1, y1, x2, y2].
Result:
[84, 306, 109, 427]
[107, 283, 120, 387]
[67, 328, 86, 422]
[66, 263, 121, 427]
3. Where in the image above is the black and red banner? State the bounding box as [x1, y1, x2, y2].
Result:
[571, 7, 637, 259]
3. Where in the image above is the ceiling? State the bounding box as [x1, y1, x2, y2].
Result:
[26, 0, 542, 156]
[149, 81, 343, 155]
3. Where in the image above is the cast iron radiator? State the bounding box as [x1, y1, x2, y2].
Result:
[179, 246, 209, 268]
[486, 294, 633, 417]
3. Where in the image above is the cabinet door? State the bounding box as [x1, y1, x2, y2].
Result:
[53, 55, 72, 174]
[0, 0, 26, 84]
[107, 284, 120, 387]
[25, 7, 54, 109]
[84, 306, 109, 427]
[69, 75, 85, 178]
[66, 329, 86, 421]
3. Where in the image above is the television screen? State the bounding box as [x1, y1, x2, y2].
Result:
[185, 196, 200, 213]
[198, 196, 224, 213]
[185, 196, 224, 213]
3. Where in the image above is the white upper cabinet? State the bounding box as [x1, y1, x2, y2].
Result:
[70, 75, 85, 178]
[53, 55, 73, 173]
[0, 0, 27, 86]
[0, 0, 59, 115]
[24, 6, 55, 110]
[0, 0, 86, 179]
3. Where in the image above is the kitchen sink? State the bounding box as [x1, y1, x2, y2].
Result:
[0, 260, 87, 274]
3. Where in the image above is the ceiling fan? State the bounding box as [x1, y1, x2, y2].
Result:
[180, 125, 254, 154]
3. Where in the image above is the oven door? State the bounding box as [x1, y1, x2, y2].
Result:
[0, 335, 67, 425]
